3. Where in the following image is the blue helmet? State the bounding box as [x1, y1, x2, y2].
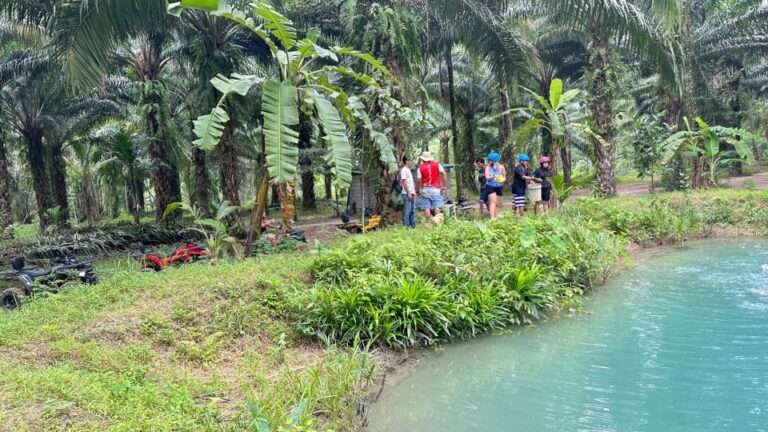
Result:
[487, 152, 500, 162]
[518, 153, 531, 162]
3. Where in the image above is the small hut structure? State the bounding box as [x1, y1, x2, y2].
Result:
[345, 169, 378, 214]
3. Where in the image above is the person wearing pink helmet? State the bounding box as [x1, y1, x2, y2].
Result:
[533, 156, 553, 215]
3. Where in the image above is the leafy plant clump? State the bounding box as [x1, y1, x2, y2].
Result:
[301, 215, 621, 349]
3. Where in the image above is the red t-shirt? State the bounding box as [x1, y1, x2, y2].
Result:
[418, 161, 442, 189]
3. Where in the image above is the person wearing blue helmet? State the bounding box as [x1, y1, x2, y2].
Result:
[484, 152, 506, 220]
[512, 153, 537, 215]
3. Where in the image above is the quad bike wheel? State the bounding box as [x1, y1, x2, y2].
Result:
[58, 281, 82, 291]
[0, 288, 25, 310]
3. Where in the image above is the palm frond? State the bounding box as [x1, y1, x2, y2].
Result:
[430, 0, 536, 78]
[50, 0, 167, 88]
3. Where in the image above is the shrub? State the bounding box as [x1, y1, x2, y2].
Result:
[301, 215, 621, 349]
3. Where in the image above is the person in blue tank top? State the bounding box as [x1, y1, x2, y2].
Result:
[484, 152, 507, 220]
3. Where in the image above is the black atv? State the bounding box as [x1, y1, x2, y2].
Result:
[0, 256, 98, 310]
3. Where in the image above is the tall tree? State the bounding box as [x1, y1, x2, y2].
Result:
[118, 34, 182, 221]
[0, 131, 12, 232]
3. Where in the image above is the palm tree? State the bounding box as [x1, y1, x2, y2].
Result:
[0, 129, 11, 232]
[1, 72, 57, 227]
[654, 0, 768, 186]
[117, 34, 182, 221]
[177, 10, 250, 217]
[95, 126, 149, 224]
[426, 48, 497, 192]
[44, 94, 121, 225]
[182, 3, 395, 247]
[431, 0, 534, 170]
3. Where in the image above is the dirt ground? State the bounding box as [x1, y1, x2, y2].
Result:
[574, 165, 768, 199]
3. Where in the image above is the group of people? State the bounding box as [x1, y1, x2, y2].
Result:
[477, 153, 553, 219]
[399, 150, 553, 228]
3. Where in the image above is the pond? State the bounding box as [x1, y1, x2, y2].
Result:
[366, 239, 768, 431]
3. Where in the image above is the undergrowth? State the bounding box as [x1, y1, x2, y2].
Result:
[2, 190, 768, 431]
[301, 214, 621, 349]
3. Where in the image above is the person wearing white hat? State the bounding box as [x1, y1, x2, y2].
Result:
[415, 151, 448, 223]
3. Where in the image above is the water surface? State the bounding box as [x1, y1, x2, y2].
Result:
[367, 240, 768, 431]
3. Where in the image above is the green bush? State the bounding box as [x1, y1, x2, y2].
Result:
[301, 215, 620, 348]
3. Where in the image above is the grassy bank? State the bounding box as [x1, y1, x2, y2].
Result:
[2, 189, 768, 431]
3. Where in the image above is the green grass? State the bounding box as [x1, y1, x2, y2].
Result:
[11, 223, 39, 242]
[4, 188, 768, 431]
[0, 255, 373, 431]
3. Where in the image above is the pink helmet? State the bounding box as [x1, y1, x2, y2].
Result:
[539, 156, 551, 164]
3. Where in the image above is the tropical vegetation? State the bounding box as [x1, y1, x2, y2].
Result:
[0, 0, 761, 236]
[1, 0, 768, 430]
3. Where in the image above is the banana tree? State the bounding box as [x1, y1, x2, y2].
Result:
[515, 78, 581, 177]
[169, 1, 397, 249]
[513, 78, 581, 206]
[660, 117, 761, 187]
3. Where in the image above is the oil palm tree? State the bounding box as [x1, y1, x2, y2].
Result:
[437, 0, 676, 197]
[178, 2, 395, 247]
[1, 72, 57, 227]
[0, 128, 11, 232]
[117, 34, 183, 221]
[95, 126, 150, 224]
[45, 95, 121, 225]
[176, 9, 253, 217]
[656, 0, 768, 186]
[425, 48, 497, 192]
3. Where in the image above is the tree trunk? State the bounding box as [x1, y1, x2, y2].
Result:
[219, 121, 241, 226]
[692, 156, 706, 188]
[445, 46, 463, 200]
[498, 70, 515, 169]
[440, 133, 450, 165]
[298, 115, 316, 210]
[0, 136, 12, 231]
[145, 90, 181, 222]
[271, 184, 280, 209]
[324, 172, 333, 200]
[25, 130, 50, 227]
[589, 30, 617, 197]
[245, 167, 271, 255]
[278, 182, 296, 232]
[301, 170, 316, 210]
[464, 114, 477, 193]
[560, 143, 572, 186]
[664, 96, 685, 190]
[191, 148, 211, 217]
[49, 143, 69, 226]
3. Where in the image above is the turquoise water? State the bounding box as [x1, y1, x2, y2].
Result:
[367, 240, 768, 431]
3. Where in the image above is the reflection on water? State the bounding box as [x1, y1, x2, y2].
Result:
[367, 240, 768, 432]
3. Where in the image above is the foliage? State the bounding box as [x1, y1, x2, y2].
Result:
[629, 112, 668, 191]
[180, 2, 395, 190]
[551, 174, 574, 203]
[164, 201, 242, 263]
[302, 216, 621, 348]
[1, 223, 190, 259]
[659, 117, 762, 185]
[516, 78, 581, 150]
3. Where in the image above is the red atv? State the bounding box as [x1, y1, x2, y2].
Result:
[132, 242, 210, 272]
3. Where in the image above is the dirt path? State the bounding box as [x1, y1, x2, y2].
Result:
[574, 167, 768, 198]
